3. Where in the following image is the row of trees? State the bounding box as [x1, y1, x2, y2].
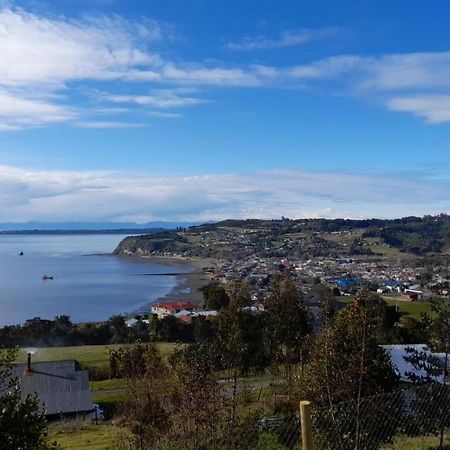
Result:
[0, 313, 197, 348]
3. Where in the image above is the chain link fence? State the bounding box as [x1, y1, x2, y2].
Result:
[311, 384, 450, 450]
[110, 384, 450, 449]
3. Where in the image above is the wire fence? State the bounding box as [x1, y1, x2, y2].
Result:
[311, 384, 450, 450]
[110, 384, 450, 449]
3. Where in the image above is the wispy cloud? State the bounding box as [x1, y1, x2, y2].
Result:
[0, 6, 259, 130]
[387, 95, 450, 124]
[224, 28, 338, 51]
[0, 165, 448, 222]
[0, 6, 166, 129]
[104, 89, 208, 108]
[0, 7, 164, 87]
[0, 90, 76, 129]
[74, 121, 146, 128]
[285, 52, 450, 89]
[285, 52, 450, 123]
[2, 5, 450, 130]
[146, 111, 182, 118]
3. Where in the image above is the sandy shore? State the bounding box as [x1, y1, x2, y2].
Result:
[137, 256, 219, 308]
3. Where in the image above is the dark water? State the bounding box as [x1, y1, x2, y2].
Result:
[0, 234, 189, 326]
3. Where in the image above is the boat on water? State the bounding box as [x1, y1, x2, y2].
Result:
[42, 275, 54, 280]
[19, 251, 23, 256]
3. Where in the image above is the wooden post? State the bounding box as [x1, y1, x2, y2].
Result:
[300, 400, 313, 450]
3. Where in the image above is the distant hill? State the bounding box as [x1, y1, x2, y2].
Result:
[0, 228, 165, 235]
[0, 221, 202, 232]
[114, 214, 450, 260]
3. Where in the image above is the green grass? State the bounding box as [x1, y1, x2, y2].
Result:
[91, 378, 127, 404]
[337, 297, 434, 318]
[16, 344, 120, 369]
[381, 432, 450, 449]
[49, 422, 119, 450]
[383, 299, 434, 317]
[15, 342, 180, 369]
[91, 378, 125, 391]
[15, 343, 181, 405]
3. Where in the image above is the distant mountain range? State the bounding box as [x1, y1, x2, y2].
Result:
[0, 221, 202, 233]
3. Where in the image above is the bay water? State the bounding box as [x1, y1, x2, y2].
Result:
[0, 234, 188, 326]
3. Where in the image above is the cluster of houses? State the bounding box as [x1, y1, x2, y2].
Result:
[150, 301, 217, 322]
[200, 255, 450, 305]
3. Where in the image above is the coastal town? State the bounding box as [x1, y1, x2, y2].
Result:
[2, 0, 450, 447]
[114, 217, 450, 325]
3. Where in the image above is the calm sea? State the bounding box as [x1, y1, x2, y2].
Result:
[0, 234, 189, 326]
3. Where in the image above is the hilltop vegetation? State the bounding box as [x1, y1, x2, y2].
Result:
[114, 214, 450, 259]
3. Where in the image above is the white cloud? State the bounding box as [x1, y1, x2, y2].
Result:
[285, 52, 450, 123]
[0, 90, 76, 129]
[0, 6, 168, 129]
[288, 55, 363, 80]
[0, 6, 260, 130]
[160, 64, 262, 86]
[362, 52, 450, 91]
[2, 5, 450, 129]
[146, 111, 182, 118]
[0, 165, 447, 222]
[387, 95, 450, 123]
[104, 91, 208, 108]
[0, 7, 163, 87]
[74, 121, 146, 128]
[224, 28, 338, 51]
[286, 52, 450, 90]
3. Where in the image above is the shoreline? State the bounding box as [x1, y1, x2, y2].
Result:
[123, 255, 219, 311]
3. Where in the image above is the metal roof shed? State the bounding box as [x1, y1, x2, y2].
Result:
[10, 358, 94, 417]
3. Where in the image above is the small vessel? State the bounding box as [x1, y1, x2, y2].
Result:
[42, 275, 54, 280]
[19, 251, 23, 256]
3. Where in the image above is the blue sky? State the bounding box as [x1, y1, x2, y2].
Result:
[0, 0, 449, 222]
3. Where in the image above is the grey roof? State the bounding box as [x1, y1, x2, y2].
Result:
[383, 344, 446, 384]
[10, 360, 94, 416]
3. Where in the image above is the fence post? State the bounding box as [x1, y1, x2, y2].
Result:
[300, 400, 313, 450]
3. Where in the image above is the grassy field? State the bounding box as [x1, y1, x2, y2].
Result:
[15, 342, 180, 369]
[383, 299, 434, 317]
[49, 422, 119, 450]
[90, 378, 127, 404]
[381, 432, 450, 449]
[337, 297, 433, 318]
[15, 343, 181, 406]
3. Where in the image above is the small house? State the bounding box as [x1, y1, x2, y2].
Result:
[9, 354, 94, 417]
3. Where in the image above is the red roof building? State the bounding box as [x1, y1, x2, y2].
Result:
[151, 301, 199, 318]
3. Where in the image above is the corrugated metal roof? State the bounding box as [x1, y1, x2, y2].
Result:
[10, 360, 94, 416]
[382, 344, 446, 384]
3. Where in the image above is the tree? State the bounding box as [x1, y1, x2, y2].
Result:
[199, 285, 230, 310]
[108, 315, 129, 343]
[0, 348, 59, 450]
[167, 345, 226, 449]
[113, 343, 172, 450]
[265, 276, 310, 382]
[311, 282, 335, 323]
[301, 291, 398, 401]
[207, 285, 270, 421]
[403, 300, 450, 449]
[298, 291, 399, 449]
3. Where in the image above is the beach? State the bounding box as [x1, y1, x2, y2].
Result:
[139, 256, 219, 308]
